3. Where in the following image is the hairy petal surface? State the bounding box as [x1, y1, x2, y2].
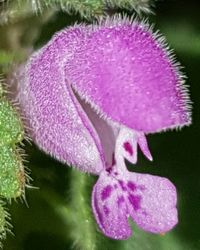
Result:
[66, 17, 191, 133]
[16, 16, 192, 174]
[16, 27, 104, 174]
[92, 167, 178, 239]
[125, 172, 178, 233]
[92, 171, 131, 239]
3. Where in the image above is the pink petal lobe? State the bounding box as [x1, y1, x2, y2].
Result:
[17, 27, 104, 174]
[126, 172, 178, 233]
[92, 171, 131, 239]
[92, 168, 178, 239]
[67, 17, 191, 133]
[115, 128, 138, 165]
[137, 133, 153, 161]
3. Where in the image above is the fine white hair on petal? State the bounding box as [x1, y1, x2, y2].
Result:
[69, 14, 191, 133]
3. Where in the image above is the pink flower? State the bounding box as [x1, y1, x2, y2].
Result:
[16, 16, 191, 239]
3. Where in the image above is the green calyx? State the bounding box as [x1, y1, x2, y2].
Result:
[0, 144, 25, 198]
[0, 98, 24, 145]
[0, 81, 26, 246]
[0, 81, 25, 199]
[0, 203, 11, 245]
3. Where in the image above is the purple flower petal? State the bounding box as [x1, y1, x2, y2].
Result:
[16, 16, 191, 175]
[92, 170, 131, 239]
[17, 27, 104, 174]
[126, 172, 178, 233]
[115, 128, 138, 165]
[115, 128, 152, 167]
[92, 168, 178, 239]
[67, 17, 191, 133]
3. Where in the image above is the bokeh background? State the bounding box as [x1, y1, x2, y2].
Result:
[0, 0, 199, 249]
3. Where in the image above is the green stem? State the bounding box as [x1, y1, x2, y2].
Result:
[70, 170, 97, 250]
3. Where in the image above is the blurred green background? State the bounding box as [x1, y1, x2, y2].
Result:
[0, 0, 199, 249]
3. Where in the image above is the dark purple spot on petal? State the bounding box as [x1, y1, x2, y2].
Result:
[123, 142, 133, 156]
[106, 167, 112, 174]
[118, 180, 127, 191]
[142, 210, 148, 216]
[117, 196, 125, 207]
[128, 194, 141, 211]
[138, 185, 146, 191]
[112, 153, 116, 166]
[114, 184, 118, 189]
[101, 185, 112, 201]
[127, 181, 137, 192]
[103, 205, 110, 216]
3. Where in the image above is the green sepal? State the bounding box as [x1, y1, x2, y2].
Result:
[0, 98, 24, 145]
[0, 144, 25, 199]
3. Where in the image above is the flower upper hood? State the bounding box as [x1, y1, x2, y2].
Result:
[16, 16, 191, 174]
